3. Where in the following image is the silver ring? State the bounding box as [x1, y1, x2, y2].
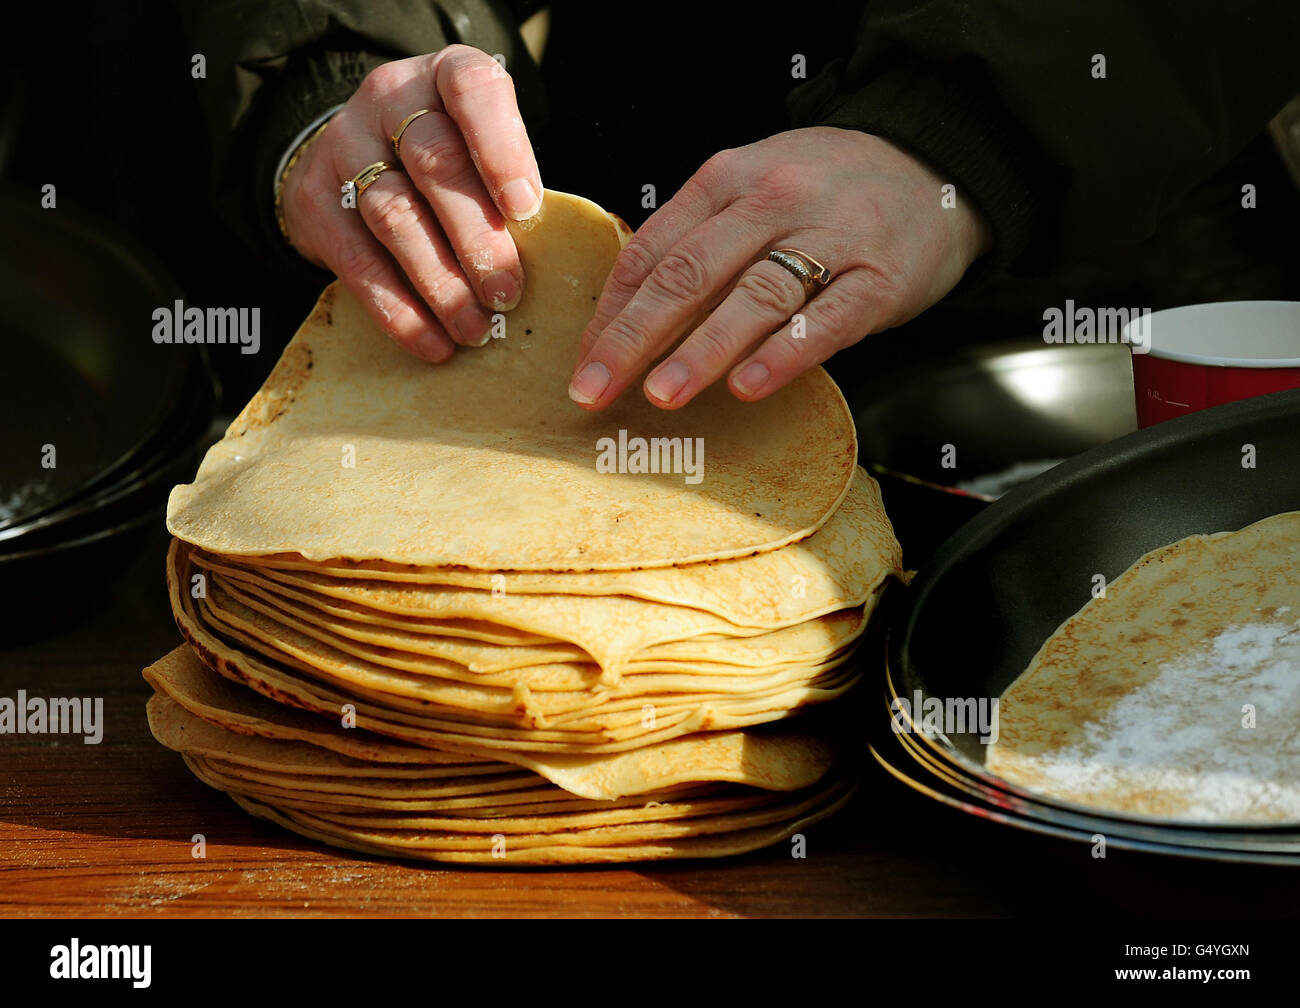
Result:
[766, 248, 831, 299]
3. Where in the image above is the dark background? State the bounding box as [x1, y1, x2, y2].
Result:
[3, 0, 1297, 410]
[1, 1, 866, 407]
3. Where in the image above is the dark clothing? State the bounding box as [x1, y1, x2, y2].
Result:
[170, 0, 551, 279]
[170, 0, 1300, 290]
[788, 1, 1300, 279]
[4, 0, 1297, 407]
[170, 0, 862, 277]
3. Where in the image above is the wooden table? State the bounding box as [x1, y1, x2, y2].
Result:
[3, 527, 1297, 919]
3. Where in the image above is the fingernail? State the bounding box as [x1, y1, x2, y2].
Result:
[645, 360, 690, 404]
[485, 270, 521, 311]
[569, 360, 611, 405]
[418, 331, 452, 363]
[454, 304, 492, 347]
[732, 361, 770, 396]
[500, 177, 541, 221]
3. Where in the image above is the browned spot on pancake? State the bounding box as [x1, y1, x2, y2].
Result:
[609, 212, 634, 244]
[227, 340, 314, 437]
[316, 282, 337, 324]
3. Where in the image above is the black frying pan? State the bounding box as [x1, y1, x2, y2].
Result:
[865, 690, 1300, 864]
[888, 386, 1300, 771]
[0, 191, 197, 529]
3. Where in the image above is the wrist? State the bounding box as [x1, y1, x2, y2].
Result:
[956, 199, 993, 268]
[273, 106, 341, 247]
[810, 61, 1044, 279]
[254, 49, 389, 279]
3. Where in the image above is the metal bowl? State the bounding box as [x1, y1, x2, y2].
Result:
[840, 338, 1138, 563]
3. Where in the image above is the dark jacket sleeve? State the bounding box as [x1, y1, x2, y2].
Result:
[172, 0, 548, 276]
[788, 1, 1300, 278]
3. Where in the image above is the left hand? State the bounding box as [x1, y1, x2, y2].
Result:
[568, 127, 991, 410]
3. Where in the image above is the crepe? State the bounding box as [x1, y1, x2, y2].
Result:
[144, 644, 468, 765]
[146, 672, 848, 863]
[171, 539, 861, 750]
[146, 646, 851, 863]
[224, 467, 901, 629]
[200, 551, 873, 671]
[146, 694, 515, 779]
[192, 546, 765, 683]
[167, 191, 856, 571]
[144, 646, 840, 800]
[201, 575, 856, 713]
[227, 783, 855, 864]
[987, 511, 1300, 823]
[146, 187, 902, 864]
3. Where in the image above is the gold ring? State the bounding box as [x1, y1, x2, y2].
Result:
[392, 109, 431, 161]
[348, 160, 395, 199]
[766, 248, 832, 299]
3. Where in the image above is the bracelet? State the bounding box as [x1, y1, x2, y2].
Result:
[273, 106, 343, 245]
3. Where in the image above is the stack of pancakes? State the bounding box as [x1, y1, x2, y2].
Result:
[145, 191, 901, 864]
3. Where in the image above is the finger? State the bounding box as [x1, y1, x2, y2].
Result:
[336, 131, 487, 343]
[642, 257, 809, 409]
[430, 45, 542, 221]
[357, 169, 496, 346]
[570, 203, 761, 410]
[577, 157, 733, 364]
[384, 106, 524, 313]
[728, 268, 883, 401]
[319, 205, 456, 364]
[335, 127, 491, 347]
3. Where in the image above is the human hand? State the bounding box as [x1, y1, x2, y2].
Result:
[569, 127, 991, 409]
[280, 46, 542, 362]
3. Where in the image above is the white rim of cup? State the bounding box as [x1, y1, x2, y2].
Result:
[1126, 300, 1300, 368]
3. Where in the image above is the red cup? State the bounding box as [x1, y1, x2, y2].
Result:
[1127, 301, 1300, 427]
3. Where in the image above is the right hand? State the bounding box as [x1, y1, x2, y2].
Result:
[279, 45, 542, 362]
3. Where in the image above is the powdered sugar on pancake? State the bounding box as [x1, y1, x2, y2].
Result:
[993, 618, 1300, 822]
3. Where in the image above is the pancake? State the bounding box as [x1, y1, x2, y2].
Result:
[226, 780, 855, 864]
[225, 468, 900, 629]
[166, 191, 856, 571]
[987, 511, 1300, 823]
[145, 645, 841, 801]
